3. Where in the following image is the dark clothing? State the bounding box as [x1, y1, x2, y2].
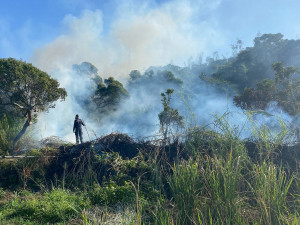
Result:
[73, 119, 85, 144]
[73, 119, 85, 132]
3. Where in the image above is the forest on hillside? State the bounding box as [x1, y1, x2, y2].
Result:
[1, 33, 300, 224]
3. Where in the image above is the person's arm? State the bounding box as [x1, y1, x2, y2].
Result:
[82, 120, 85, 126]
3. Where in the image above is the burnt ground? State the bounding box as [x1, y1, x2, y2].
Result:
[1, 132, 299, 190]
[45, 133, 300, 185]
[45, 133, 184, 184]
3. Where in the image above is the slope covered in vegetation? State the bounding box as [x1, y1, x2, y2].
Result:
[1, 117, 300, 224]
[1, 33, 300, 224]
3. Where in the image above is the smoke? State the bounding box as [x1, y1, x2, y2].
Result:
[31, 0, 229, 141]
[32, 0, 225, 78]
[31, 0, 296, 142]
[35, 67, 100, 141]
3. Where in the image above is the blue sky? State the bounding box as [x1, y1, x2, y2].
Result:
[1, 0, 300, 75]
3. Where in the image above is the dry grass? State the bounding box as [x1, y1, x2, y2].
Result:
[81, 204, 136, 225]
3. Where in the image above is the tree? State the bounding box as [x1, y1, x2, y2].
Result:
[158, 89, 184, 141]
[92, 77, 129, 112]
[272, 62, 300, 115]
[234, 62, 300, 116]
[211, 33, 300, 91]
[0, 58, 67, 155]
[72, 61, 102, 85]
[129, 70, 142, 82]
[233, 79, 276, 110]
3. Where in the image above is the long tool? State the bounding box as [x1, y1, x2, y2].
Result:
[84, 123, 91, 142]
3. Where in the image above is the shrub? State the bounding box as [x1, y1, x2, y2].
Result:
[89, 182, 135, 205]
[0, 114, 24, 155]
[8, 188, 90, 224]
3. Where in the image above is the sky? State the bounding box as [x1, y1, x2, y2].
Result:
[1, 0, 300, 77]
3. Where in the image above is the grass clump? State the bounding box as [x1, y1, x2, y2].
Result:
[88, 182, 135, 206]
[251, 162, 294, 224]
[168, 160, 202, 224]
[2, 188, 90, 224]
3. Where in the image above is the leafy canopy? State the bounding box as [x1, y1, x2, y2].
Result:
[211, 33, 300, 91]
[234, 62, 300, 115]
[92, 77, 129, 112]
[0, 58, 67, 115]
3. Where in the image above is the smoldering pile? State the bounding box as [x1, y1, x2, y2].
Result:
[40, 132, 300, 170]
[59, 132, 156, 159]
[6, 132, 299, 189]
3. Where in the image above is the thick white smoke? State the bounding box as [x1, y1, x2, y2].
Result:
[32, 0, 227, 141]
[32, 1, 225, 77]
[32, 0, 294, 142]
[35, 67, 99, 141]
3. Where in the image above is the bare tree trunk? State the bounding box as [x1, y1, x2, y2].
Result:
[11, 110, 32, 155]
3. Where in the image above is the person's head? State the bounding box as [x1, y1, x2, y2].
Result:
[75, 114, 79, 119]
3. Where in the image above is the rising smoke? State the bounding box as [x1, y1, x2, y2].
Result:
[32, 0, 229, 142]
[31, 0, 295, 142]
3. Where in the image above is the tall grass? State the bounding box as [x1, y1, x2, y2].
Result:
[168, 160, 202, 224]
[157, 113, 300, 224]
[251, 162, 294, 224]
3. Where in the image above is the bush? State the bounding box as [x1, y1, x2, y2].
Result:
[0, 114, 24, 155]
[7, 188, 90, 224]
[89, 182, 135, 205]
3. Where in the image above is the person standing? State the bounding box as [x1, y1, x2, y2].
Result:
[73, 114, 85, 144]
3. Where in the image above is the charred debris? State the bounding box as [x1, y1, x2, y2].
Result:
[1, 131, 299, 190]
[35, 132, 300, 174]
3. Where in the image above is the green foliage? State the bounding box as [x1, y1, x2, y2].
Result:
[0, 114, 24, 155]
[248, 113, 290, 162]
[128, 69, 183, 89]
[0, 58, 67, 114]
[211, 33, 300, 92]
[153, 114, 299, 224]
[234, 79, 276, 110]
[152, 199, 174, 225]
[129, 70, 142, 81]
[200, 152, 248, 224]
[158, 89, 184, 140]
[168, 160, 202, 225]
[92, 76, 129, 112]
[25, 149, 41, 156]
[234, 62, 300, 115]
[72, 61, 103, 89]
[1, 112, 300, 224]
[251, 162, 293, 225]
[1, 189, 90, 224]
[0, 187, 5, 198]
[158, 70, 183, 86]
[88, 182, 135, 205]
[0, 58, 67, 154]
[185, 113, 247, 161]
[73, 62, 99, 77]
